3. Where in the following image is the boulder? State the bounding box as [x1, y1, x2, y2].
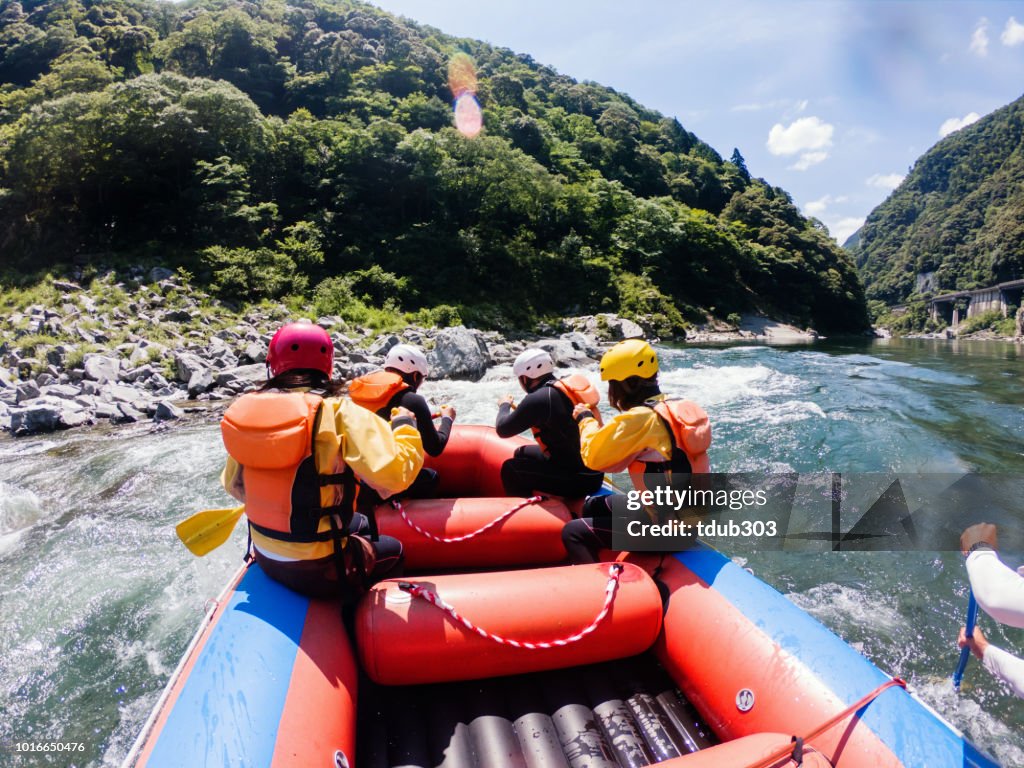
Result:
[112, 402, 145, 424]
[368, 334, 400, 357]
[187, 368, 214, 398]
[153, 400, 184, 422]
[174, 351, 207, 383]
[214, 364, 266, 393]
[42, 384, 81, 399]
[559, 331, 602, 359]
[15, 380, 41, 403]
[240, 341, 266, 364]
[83, 354, 121, 383]
[535, 338, 596, 368]
[427, 326, 492, 381]
[10, 402, 90, 435]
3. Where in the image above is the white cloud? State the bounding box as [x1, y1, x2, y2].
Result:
[789, 151, 828, 171]
[804, 194, 849, 217]
[938, 112, 981, 138]
[767, 116, 834, 157]
[1002, 17, 1024, 46]
[832, 217, 865, 245]
[804, 196, 831, 216]
[866, 173, 905, 190]
[970, 18, 990, 56]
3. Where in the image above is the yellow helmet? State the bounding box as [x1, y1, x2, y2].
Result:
[599, 339, 659, 381]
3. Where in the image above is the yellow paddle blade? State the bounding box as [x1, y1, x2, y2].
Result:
[175, 505, 245, 557]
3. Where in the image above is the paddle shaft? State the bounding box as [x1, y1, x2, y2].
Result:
[953, 591, 979, 690]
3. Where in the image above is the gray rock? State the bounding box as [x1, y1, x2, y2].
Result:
[607, 315, 644, 340]
[112, 402, 145, 424]
[214, 363, 266, 393]
[428, 326, 493, 381]
[11, 402, 90, 434]
[15, 380, 40, 403]
[42, 384, 80, 399]
[174, 352, 207, 383]
[368, 335, 400, 356]
[535, 338, 594, 368]
[240, 342, 266, 364]
[102, 383, 145, 404]
[83, 354, 121, 383]
[187, 368, 214, 397]
[347, 362, 379, 379]
[148, 267, 175, 283]
[162, 309, 195, 323]
[559, 331, 602, 359]
[52, 280, 82, 292]
[153, 400, 184, 422]
[122, 365, 155, 383]
[36, 373, 55, 387]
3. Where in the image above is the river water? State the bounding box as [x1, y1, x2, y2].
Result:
[0, 338, 1022, 766]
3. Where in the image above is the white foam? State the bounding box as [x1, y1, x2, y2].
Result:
[0, 481, 44, 536]
[788, 583, 906, 634]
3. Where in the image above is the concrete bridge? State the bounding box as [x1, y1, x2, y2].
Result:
[928, 278, 1024, 327]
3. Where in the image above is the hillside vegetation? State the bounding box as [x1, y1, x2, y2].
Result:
[0, 0, 869, 334]
[853, 93, 1024, 309]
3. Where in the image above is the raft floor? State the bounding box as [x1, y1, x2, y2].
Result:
[356, 653, 716, 768]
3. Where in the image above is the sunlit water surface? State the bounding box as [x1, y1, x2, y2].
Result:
[1, 338, 1022, 766]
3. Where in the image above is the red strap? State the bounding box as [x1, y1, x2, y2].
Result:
[745, 678, 907, 768]
[392, 495, 543, 543]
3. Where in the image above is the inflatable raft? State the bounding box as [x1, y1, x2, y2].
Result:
[126, 426, 998, 768]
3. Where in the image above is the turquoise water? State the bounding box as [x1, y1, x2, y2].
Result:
[0, 338, 1021, 766]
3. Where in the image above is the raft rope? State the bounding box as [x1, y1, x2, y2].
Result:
[391, 495, 544, 543]
[398, 563, 625, 649]
[745, 677, 907, 768]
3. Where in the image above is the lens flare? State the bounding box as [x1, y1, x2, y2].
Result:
[454, 93, 483, 138]
[447, 52, 478, 98]
[448, 52, 482, 138]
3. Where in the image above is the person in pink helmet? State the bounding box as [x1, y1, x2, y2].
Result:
[219, 321, 424, 600]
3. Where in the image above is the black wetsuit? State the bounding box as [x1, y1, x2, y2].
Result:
[369, 387, 451, 499]
[494, 377, 604, 499]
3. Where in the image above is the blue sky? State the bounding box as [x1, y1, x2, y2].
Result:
[370, 0, 1024, 245]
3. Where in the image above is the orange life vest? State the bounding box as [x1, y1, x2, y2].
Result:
[551, 374, 603, 426]
[348, 370, 409, 416]
[628, 399, 712, 492]
[220, 391, 355, 543]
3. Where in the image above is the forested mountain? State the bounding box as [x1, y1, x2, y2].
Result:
[0, 0, 869, 333]
[853, 94, 1024, 307]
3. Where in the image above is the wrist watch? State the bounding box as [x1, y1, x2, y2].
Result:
[967, 541, 995, 555]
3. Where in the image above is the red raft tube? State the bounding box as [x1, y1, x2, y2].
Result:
[125, 425, 999, 768]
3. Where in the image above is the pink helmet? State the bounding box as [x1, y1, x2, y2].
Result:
[266, 322, 333, 377]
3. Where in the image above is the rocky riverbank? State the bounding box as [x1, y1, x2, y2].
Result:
[0, 268, 821, 437]
[0, 269, 654, 436]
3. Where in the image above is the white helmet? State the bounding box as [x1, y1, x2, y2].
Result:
[513, 348, 554, 379]
[385, 344, 429, 376]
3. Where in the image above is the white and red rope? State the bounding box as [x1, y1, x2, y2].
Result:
[398, 563, 625, 649]
[391, 495, 544, 544]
